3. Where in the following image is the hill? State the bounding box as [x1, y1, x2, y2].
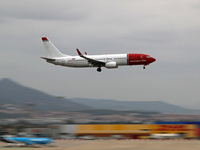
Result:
[0, 78, 199, 114]
[69, 98, 200, 114]
[0, 78, 92, 112]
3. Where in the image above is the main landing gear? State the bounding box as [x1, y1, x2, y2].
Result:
[143, 66, 146, 69]
[97, 67, 102, 72]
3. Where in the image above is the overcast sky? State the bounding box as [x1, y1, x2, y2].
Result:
[0, 0, 200, 109]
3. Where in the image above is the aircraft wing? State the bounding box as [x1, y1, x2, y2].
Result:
[76, 49, 105, 67]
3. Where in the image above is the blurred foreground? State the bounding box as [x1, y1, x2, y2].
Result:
[1, 105, 200, 140]
[1, 79, 200, 140]
[1, 139, 200, 150]
[1, 112, 200, 140]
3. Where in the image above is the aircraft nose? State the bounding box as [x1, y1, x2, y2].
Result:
[150, 57, 156, 63]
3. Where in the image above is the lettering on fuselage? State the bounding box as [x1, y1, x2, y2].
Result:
[128, 54, 148, 65]
[154, 125, 190, 131]
[129, 60, 146, 63]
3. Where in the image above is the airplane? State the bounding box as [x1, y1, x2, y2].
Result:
[0, 136, 54, 146]
[41, 37, 156, 72]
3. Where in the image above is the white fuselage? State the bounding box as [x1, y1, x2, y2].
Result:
[51, 54, 127, 68]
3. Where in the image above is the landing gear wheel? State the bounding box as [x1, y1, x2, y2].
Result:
[143, 66, 146, 69]
[97, 67, 102, 72]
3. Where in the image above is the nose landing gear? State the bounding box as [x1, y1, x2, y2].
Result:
[143, 66, 146, 69]
[97, 67, 102, 72]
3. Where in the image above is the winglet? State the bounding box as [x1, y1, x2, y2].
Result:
[76, 49, 83, 56]
[42, 37, 48, 41]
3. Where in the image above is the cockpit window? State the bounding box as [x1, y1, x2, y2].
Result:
[146, 56, 150, 58]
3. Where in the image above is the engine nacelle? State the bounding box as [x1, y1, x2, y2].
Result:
[105, 62, 118, 68]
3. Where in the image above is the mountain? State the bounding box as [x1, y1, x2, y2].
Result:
[69, 98, 200, 114]
[0, 78, 92, 111]
[0, 78, 199, 114]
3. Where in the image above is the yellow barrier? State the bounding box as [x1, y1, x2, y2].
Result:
[75, 124, 198, 138]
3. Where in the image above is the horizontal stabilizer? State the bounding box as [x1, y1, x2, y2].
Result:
[40, 57, 56, 61]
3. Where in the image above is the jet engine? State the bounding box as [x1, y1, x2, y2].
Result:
[105, 62, 118, 68]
